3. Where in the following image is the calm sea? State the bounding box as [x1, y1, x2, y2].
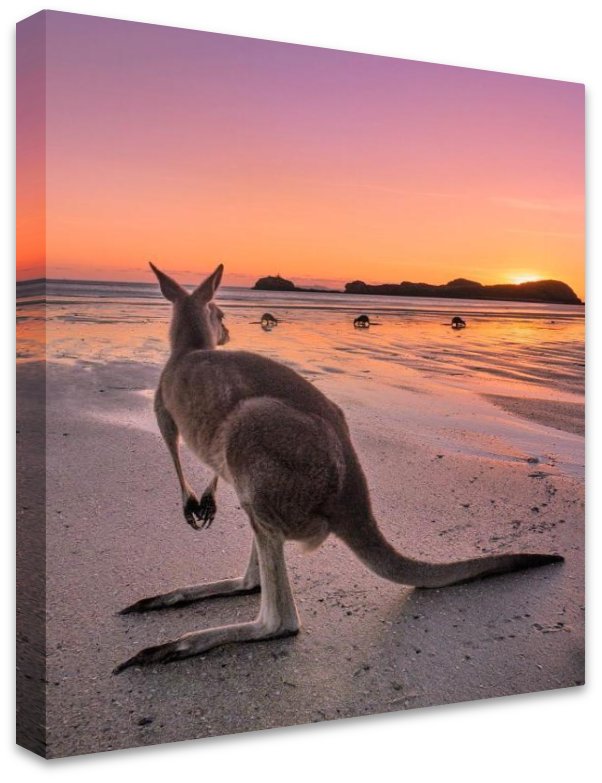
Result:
[17, 279, 585, 400]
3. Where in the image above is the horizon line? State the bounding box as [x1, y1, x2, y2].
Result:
[15, 273, 578, 290]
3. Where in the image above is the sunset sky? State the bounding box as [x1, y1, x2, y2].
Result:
[17, 11, 585, 298]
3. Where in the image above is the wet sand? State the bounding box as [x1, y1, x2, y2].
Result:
[18, 357, 584, 758]
[484, 394, 585, 436]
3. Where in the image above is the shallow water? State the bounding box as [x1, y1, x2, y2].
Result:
[17, 280, 584, 403]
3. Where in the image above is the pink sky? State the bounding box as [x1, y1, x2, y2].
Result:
[17, 11, 585, 297]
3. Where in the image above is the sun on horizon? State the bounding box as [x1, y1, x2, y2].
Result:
[507, 273, 544, 285]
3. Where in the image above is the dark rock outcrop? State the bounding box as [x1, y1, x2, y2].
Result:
[344, 278, 581, 304]
[253, 275, 296, 292]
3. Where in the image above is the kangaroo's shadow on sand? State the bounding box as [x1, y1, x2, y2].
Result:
[349, 564, 575, 711]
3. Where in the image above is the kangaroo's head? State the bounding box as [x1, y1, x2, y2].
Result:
[149, 262, 229, 354]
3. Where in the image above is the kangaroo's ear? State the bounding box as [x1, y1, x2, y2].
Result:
[149, 262, 187, 303]
[192, 264, 224, 303]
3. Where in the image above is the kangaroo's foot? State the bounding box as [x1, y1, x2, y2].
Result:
[115, 525, 299, 672]
[113, 620, 297, 673]
[119, 539, 261, 614]
[119, 576, 261, 614]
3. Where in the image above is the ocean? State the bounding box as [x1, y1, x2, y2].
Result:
[17, 279, 585, 403]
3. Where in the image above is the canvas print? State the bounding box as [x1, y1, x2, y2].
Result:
[16, 11, 585, 759]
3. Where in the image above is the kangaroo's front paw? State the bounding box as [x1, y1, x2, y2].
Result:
[197, 492, 217, 528]
[183, 492, 216, 530]
[183, 494, 203, 530]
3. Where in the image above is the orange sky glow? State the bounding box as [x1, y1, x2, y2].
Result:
[17, 12, 585, 299]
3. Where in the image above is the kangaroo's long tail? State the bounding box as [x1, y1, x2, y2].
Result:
[336, 516, 563, 588]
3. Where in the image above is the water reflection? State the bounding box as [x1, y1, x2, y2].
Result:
[16, 285, 585, 402]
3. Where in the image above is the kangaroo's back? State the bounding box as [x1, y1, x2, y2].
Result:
[162, 348, 350, 446]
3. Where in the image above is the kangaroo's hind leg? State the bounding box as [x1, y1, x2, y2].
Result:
[119, 538, 260, 614]
[114, 522, 299, 672]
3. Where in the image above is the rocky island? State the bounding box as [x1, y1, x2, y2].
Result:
[344, 277, 582, 304]
[253, 274, 297, 292]
[253, 274, 582, 304]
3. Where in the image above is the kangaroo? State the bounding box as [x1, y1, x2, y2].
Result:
[354, 314, 371, 328]
[260, 312, 278, 328]
[114, 264, 563, 673]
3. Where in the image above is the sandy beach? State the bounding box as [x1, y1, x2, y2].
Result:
[15, 285, 585, 758]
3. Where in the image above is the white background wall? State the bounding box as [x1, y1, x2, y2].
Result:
[2, 1, 598, 780]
